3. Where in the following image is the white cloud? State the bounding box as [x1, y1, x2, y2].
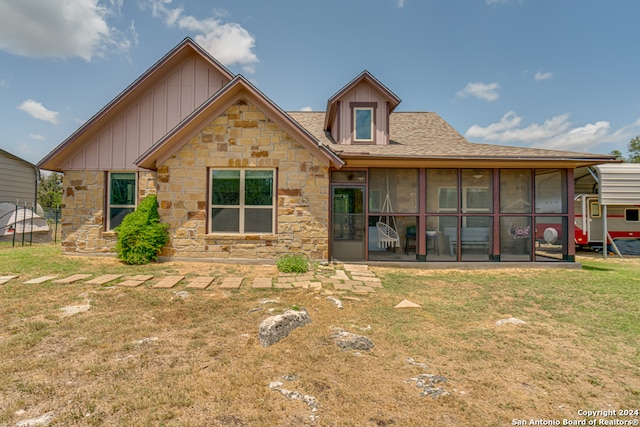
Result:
[396, 0, 406, 7]
[0, 0, 132, 61]
[29, 133, 46, 141]
[466, 111, 640, 153]
[456, 82, 500, 101]
[534, 71, 553, 81]
[145, 0, 259, 73]
[18, 99, 59, 124]
[300, 106, 313, 112]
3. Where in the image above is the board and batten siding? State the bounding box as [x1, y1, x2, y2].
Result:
[63, 55, 230, 171]
[330, 80, 390, 146]
[0, 150, 38, 206]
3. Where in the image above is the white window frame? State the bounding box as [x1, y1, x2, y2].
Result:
[107, 171, 137, 230]
[209, 168, 276, 234]
[353, 107, 374, 142]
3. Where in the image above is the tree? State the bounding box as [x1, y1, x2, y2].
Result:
[609, 149, 625, 161]
[628, 135, 640, 163]
[37, 172, 63, 208]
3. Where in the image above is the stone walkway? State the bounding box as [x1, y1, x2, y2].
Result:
[0, 264, 383, 295]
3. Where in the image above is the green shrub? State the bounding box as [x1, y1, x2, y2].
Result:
[276, 253, 309, 273]
[115, 194, 169, 265]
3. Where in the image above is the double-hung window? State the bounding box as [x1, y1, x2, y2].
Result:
[108, 172, 137, 230]
[210, 169, 275, 233]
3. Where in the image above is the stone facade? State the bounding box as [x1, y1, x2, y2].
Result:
[157, 100, 330, 260]
[60, 99, 330, 261]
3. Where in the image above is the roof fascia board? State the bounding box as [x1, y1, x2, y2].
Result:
[337, 156, 617, 169]
[37, 38, 234, 171]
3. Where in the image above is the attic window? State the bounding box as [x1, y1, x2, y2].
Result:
[351, 102, 376, 143]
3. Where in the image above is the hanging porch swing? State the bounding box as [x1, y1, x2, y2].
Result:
[376, 171, 400, 249]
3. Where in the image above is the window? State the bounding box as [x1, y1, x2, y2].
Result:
[108, 172, 137, 230]
[589, 201, 601, 218]
[354, 107, 373, 141]
[210, 169, 275, 233]
[625, 208, 639, 222]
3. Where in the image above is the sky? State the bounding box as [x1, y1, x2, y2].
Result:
[1, 0, 639, 167]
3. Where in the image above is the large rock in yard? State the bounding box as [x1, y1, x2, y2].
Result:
[332, 329, 374, 351]
[258, 309, 312, 348]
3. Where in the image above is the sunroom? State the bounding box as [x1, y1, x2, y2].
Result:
[329, 167, 573, 263]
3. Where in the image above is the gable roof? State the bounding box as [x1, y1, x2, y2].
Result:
[135, 75, 344, 169]
[289, 111, 617, 168]
[37, 38, 234, 171]
[323, 70, 402, 131]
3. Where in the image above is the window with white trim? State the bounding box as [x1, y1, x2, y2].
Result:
[354, 107, 374, 142]
[210, 169, 275, 233]
[108, 172, 137, 230]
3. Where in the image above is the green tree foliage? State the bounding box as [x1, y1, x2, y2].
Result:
[115, 194, 169, 265]
[628, 135, 640, 163]
[37, 173, 63, 208]
[609, 149, 624, 161]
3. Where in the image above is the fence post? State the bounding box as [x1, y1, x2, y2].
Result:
[54, 205, 60, 243]
[12, 201, 18, 247]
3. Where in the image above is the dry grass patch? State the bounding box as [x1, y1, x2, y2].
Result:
[0, 245, 639, 426]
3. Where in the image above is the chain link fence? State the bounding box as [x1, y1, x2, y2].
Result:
[0, 201, 61, 247]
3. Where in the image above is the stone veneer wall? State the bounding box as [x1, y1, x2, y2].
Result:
[61, 170, 157, 254]
[156, 99, 330, 260]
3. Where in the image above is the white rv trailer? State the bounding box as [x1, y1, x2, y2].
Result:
[574, 163, 640, 250]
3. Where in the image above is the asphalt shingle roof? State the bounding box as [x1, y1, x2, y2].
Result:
[287, 111, 614, 161]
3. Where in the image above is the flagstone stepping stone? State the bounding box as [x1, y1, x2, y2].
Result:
[86, 274, 123, 285]
[252, 277, 273, 288]
[343, 264, 370, 272]
[349, 270, 376, 277]
[0, 275, 17, 284]
[274, 282, 293, 289]
[330, 270, 349, 281]
[395, 299, 421, 309]
[185, 277, 215, 289]
[353, 285, 375, 294]
[333, 283, 354, 291]
[220, 276, 243, 289]
[357, 277, 383, 287]
[24, 276, 57, 284]
[152, 276, 184, 289]
[53, 274, 92, 284]
[118, 275, 153, 287]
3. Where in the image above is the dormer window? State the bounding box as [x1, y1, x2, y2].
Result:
[351, 102, 376, 143]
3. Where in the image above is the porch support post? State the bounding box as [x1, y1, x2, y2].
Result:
[565, 168, 576, 262]
[417, 168, 427, 261]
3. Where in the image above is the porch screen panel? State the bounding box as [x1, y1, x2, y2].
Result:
[426, 169, 458, 213]
[461, 169, 493, 213]
[535, 169, 567, 214]
[368, 168, 419, 213]
[500, 169, 532, 213]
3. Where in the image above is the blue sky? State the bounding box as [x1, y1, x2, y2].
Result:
[1, 0, 639, 166]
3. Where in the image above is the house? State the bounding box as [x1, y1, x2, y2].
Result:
[37, 38, 616, 263]
[1, 148, 40, 208]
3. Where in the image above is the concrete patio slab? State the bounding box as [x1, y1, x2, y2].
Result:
[220, 277, 243, 289]
[53, 274, 92, 284]
[85, 274, 123, 285]
[185, 277, 215, 289]
[0, 275, 17, 284]
[24, 276, 57, 284]
[152, 276, 184, 289]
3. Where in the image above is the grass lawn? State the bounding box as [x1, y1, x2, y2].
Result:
[1, 244, 639, 426]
